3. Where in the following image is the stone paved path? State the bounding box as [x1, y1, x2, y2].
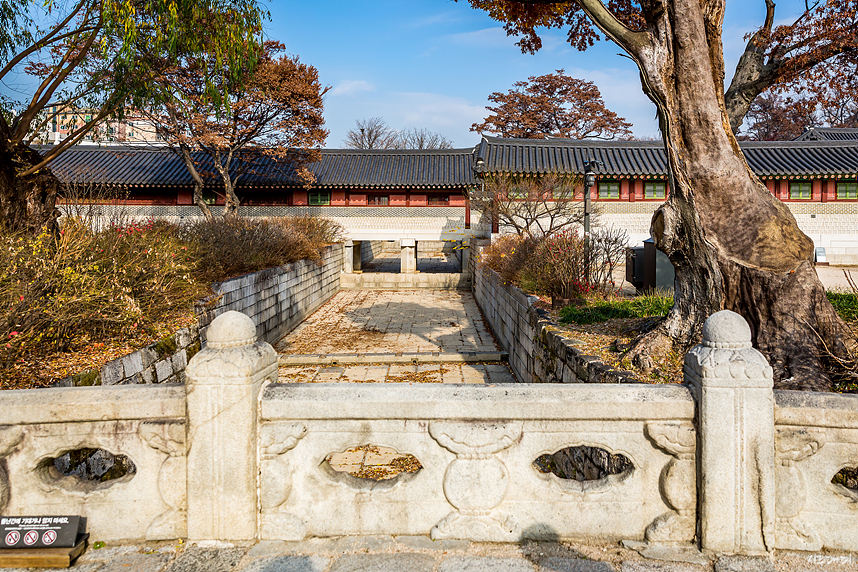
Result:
[275, 291, 498, 356]
[363, 253, 461, 274]
[278, 362, 515, 384]
[11, 537, 858, 572]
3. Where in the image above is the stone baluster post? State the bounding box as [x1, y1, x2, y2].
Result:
[401, 238, 417, 273]
[185, 311, 277, 541]
[343, 240, 362, 273]
[684, 310, 776, 555]
[343, 241, 355, 273]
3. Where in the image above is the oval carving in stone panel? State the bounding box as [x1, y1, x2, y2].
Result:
[37, 448, 136, 492]
[534, 445, 633, 493]
[832, 466, 858, 492]
[323, 444, 422, 490]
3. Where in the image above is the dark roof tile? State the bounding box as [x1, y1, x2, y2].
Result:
[45, 146, 477, 189]
[477, 136, 858, 177]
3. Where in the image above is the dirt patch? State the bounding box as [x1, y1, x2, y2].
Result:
[534, 296, 685, 384]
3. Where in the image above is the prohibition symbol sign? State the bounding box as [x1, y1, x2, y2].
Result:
[4, 530, 19, 545]
[42, 530, 57, 545]
[23, 530, 38, 545]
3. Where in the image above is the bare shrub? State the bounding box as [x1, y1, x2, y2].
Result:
[588, 227, 630, 294]
[181, 216, 344, 283]
[520, 229, 589, 299]
[0, 219, 204, 371]
[476, 234, 539, 284]
[277, 215, 346, 245]
[478, 227, 628, 299]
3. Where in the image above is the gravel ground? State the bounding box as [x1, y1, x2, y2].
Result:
[16, 537, 858, 572]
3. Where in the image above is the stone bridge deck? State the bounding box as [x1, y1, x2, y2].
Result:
[275, 290, 516, 384]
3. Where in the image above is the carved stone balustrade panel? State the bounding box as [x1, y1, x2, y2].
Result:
[0, 385, 186, 542]
[3, 419, 186, 541]
[775, 390, 858, 553]
[260, 383, 695, 542]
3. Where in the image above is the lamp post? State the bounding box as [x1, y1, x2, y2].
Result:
[583, 159, 603, 285]
[473, 157, 495, 234]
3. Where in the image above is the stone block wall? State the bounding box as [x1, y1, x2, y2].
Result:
[360, 240, 387, 265]
[472, 262, 537, 383]
[56, 326, 200, 387]
[197, 243, 342, 345]
[472, 252, 637, 385]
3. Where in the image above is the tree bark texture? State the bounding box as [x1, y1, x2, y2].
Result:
[581, 0, 847, 390]
[0, 143, 61, 235]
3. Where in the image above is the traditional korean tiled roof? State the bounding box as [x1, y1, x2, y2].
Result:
[45, 146, 478, 189]
[41, 135, 858, 188]
[475, 136, 858, 178]
[792, 127, 858, 141]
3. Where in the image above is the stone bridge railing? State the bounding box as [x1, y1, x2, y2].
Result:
[1, 310, 856, 559]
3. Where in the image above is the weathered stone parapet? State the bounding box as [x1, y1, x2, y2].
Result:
[685, 310, 776, 556]
[0, 385, 186, 541]
[260, 383, 694, 542]
[185, 311, 277, 542]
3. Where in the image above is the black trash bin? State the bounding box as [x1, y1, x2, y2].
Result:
[626, 238, 675, 292]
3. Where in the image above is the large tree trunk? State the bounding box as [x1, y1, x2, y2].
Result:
[0, 143, 61, 234]
[606, 0, 848, 390]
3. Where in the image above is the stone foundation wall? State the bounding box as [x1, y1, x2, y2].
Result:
[197, 244, 343, 345]
[360, 240, 387, 265]
[472, 258, 636, 385]
[57, 245, 342, 388]
[56, 326, 200, 387]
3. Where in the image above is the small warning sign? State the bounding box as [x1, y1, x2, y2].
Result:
[4, 531, 19, 546]
[0, 516, 83, 549]
[22, 530, 38, 546]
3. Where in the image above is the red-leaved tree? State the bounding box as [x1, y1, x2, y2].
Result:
[471, 70, 633, 139]
[144, 41, 328, 217]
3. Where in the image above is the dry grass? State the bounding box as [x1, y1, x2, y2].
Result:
[534, 296, 685, 384]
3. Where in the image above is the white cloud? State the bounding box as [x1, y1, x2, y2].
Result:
[324, 90, 487, 148]
[329, 80, 375, 97]
[407, 11, 462, 28]
[445, 27, 513, 49]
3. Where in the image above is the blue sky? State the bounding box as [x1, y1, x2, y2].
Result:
[269, 1, 806, 148]
[0, 1, 811, 148]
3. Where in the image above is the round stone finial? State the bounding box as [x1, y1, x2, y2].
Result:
[702, 310, 752, 349]
[206, 311, 257, 349]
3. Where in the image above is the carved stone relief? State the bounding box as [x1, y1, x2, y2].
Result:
[775, 427, 825, 551]
[429, 421, 521, 542]
[0, 426, 25, 514]
[259, 422, 307, 540]
[139, 421, 187, 540]
[644, 421, 696, 544]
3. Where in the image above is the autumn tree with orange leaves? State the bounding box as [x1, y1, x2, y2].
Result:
[471, 70, 632, 139]
[463, 0, 856, 391]
[143, 41, 328, 218]
[726, 0, 858, 134]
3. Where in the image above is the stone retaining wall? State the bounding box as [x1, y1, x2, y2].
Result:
[57, 245, 343, 388]
[197, 243, 342, 345]
[56, 326, 200, 387]
[471, 251, 636, 385]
